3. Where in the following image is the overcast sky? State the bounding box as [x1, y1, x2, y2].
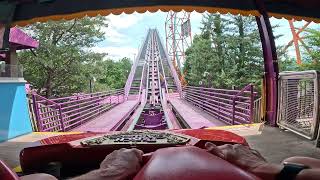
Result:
[93, 11, 319, 61]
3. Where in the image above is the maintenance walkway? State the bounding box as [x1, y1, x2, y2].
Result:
[73, 100, 139, 132]
[169, 98, 227, 129]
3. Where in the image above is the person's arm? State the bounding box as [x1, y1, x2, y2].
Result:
[296, 168, 320, 180]
[71, 148, 143, 180]
[252, 163, 320, 180]
[205, 142, 320, 180]
[250, 163, 283, 180]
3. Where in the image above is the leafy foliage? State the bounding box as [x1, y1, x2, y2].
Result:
[97, 58, 132, 90]
[295, 29, 320, 70]
[185, 14, 265, 89]
[18, 17, 131, 97]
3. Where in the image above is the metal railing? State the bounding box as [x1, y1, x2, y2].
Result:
[277, 71, 319, 140]
[30, 89, 125, 132]
[253, 97, 262, 123]
[0, 64, 23, 77]
[182, 84, 257, 125]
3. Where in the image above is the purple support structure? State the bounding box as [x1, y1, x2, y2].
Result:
[143, 112, 164, 126]
[1, 27, 39, 60]
[255, 0, 279, 126]
[32, 93, 42, 132]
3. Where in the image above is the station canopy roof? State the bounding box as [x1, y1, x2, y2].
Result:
[9, 27, 39, 50]
[1, 0, 320, 26]
[0, 27, 38, 59]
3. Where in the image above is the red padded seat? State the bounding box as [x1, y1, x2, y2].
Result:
[0, 160, 19, 180]
[134, 146, 261, 180]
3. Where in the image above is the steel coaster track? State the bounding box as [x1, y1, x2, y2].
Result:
[124, 29, 182, 130]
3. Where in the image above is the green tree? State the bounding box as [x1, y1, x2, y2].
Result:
[18, 16, 107, 97]
[184, 35, 218, 86]
[185, 14, 285, 90]
[226, 15, 264, 88]
[297, 29, 320, 70]
[201, 13, 228, 70]
[97, 57, 132, 90]
[305, 29, 320, 62]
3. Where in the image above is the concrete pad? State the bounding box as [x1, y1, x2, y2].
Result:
[246, 126, 320, 163]
[169, 98, 226, 128]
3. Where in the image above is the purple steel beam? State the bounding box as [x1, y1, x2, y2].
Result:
[1, 27, 39, 60]
[9, 27, 39, 50]
[143, 112, 164, 126]
[255, 0, 279, 126]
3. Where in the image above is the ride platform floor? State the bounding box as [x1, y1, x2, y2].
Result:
[246, 126, 320, 163]
[169, 98, 226, 128]
[1, 126, 320, 169]
[73, 100, 138, 132]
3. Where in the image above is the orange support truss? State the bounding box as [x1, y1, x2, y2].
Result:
[285, 20, 312, 65]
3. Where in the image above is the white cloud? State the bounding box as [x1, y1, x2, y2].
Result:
[94, 12, 204, 60]
[101, 13, 144, 43]
[104, 28, 126, 43]
[91, 46, 138, 60]
[191, 11, 203, 23]
[107, 13, 144, 29]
